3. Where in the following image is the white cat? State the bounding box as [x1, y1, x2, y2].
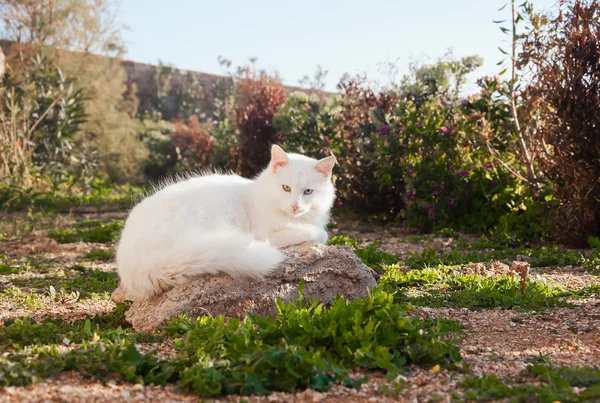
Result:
[116, 145, 336, 300]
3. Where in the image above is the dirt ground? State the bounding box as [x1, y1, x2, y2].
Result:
[1, 211, 599, 403]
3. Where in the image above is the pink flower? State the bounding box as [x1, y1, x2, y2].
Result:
[440, 126, 449, 134]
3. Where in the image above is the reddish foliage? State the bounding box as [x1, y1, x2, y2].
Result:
[523, 0, 600, 245]
[235, 69, 286, 178]
[170, 115, 214, 170]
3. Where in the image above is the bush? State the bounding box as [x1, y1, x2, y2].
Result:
[235, 66, 286, 178]
[275, 70, 543, 237]
[170, 116, 215, 172]
[0, 53, 90, 187]
[274, 91, 340, 158]
[386, 98, 538, 235]
[520, 0, 600, 245]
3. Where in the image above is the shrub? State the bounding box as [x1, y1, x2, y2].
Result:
[140, 117, 176, 181]
[170, 116, 214, 172]
[0, 53, 90, 187]
[386, 98, 538, 235]
[331, 78, 403, 220]
[274, 71, 544, 236]
[141, 116, 215, 180]
[235, 66, 286, 178]
[274, 91, 340, 158]
[520, 0, 600, 245]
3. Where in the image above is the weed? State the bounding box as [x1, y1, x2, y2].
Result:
[460, 365, 600, 402]
[0, 256, 50, 275]
[382, 265, 569, 311]
[62, 268, 119, 299]
[327, 236, 399, 271]
[84, 249, 115, 262]
[49, 220, 123, 244]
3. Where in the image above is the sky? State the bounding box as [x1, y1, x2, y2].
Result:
[118, 0, 558, 93]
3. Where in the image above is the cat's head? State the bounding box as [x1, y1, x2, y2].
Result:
[260, 145, 336, 218]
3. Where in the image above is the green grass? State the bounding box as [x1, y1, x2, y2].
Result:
[0, 303, 162, 348]
[49, 220, 124, 244]
[0, 256, 50, 275]
[381, 265, 569, 311]
[460, 365, 600, 402]
[327, 235, 399, 272]
[5, 265, 118, 301]
[0, 286, 45, 309]
[567, 284, 600, 298]
[62, 268, 119, 298]
[329, 235, 588, 272]
[0, 181, 144, 213]
[84, 249, 115, 262]
[403, 246, 585, 270]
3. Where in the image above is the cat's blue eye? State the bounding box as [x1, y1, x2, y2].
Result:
[303, 189, 314, 195]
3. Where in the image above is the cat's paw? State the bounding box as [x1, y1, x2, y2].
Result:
[311, 227, 328, 244]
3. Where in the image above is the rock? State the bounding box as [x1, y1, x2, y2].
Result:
[114, 242, 377, 332]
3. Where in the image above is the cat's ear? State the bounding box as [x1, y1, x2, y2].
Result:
[315, 155, 336, 178]
[271, 145, 289, 172]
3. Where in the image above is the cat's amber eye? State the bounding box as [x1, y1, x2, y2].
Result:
[282, 184, 291, 192]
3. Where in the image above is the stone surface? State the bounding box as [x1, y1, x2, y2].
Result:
[113, 242, 377, 332]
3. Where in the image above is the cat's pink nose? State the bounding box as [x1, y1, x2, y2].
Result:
[291, 204, 299, 212]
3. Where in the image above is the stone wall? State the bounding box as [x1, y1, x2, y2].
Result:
[0, 40, 325, 120]
[121, 59, 324, 120]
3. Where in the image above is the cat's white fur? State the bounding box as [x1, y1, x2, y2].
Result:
[116, 145, 336, 300]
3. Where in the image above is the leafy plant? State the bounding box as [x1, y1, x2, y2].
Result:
[235, 64, 286, 178]
[0, 54, 89, 186]
[49, 220, 124, 244]
[84, 249, 115, 262]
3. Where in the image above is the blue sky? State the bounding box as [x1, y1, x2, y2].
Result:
[118, 0, 557, 92]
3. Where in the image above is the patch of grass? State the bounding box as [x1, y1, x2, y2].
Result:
[84, 249, 115, 262]
[567, 284, 600, 298]
[403, 246, 584, 270]
[49, 220, 124, 244]
[459, 364, 600, 402]
[0, 340, 175, 387]
[0, 181, 144, 213]
[61, 268, 119, 298]
[0, 287, 463, 396]
[0, 286, 45, 309]
[382, 266, 569, 311]
[0, 303, 161, 348]
[327, 236, 399, 271]
[0, 256, 50, 275]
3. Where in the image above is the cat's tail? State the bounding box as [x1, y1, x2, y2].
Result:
[116, 231, 286, 300]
